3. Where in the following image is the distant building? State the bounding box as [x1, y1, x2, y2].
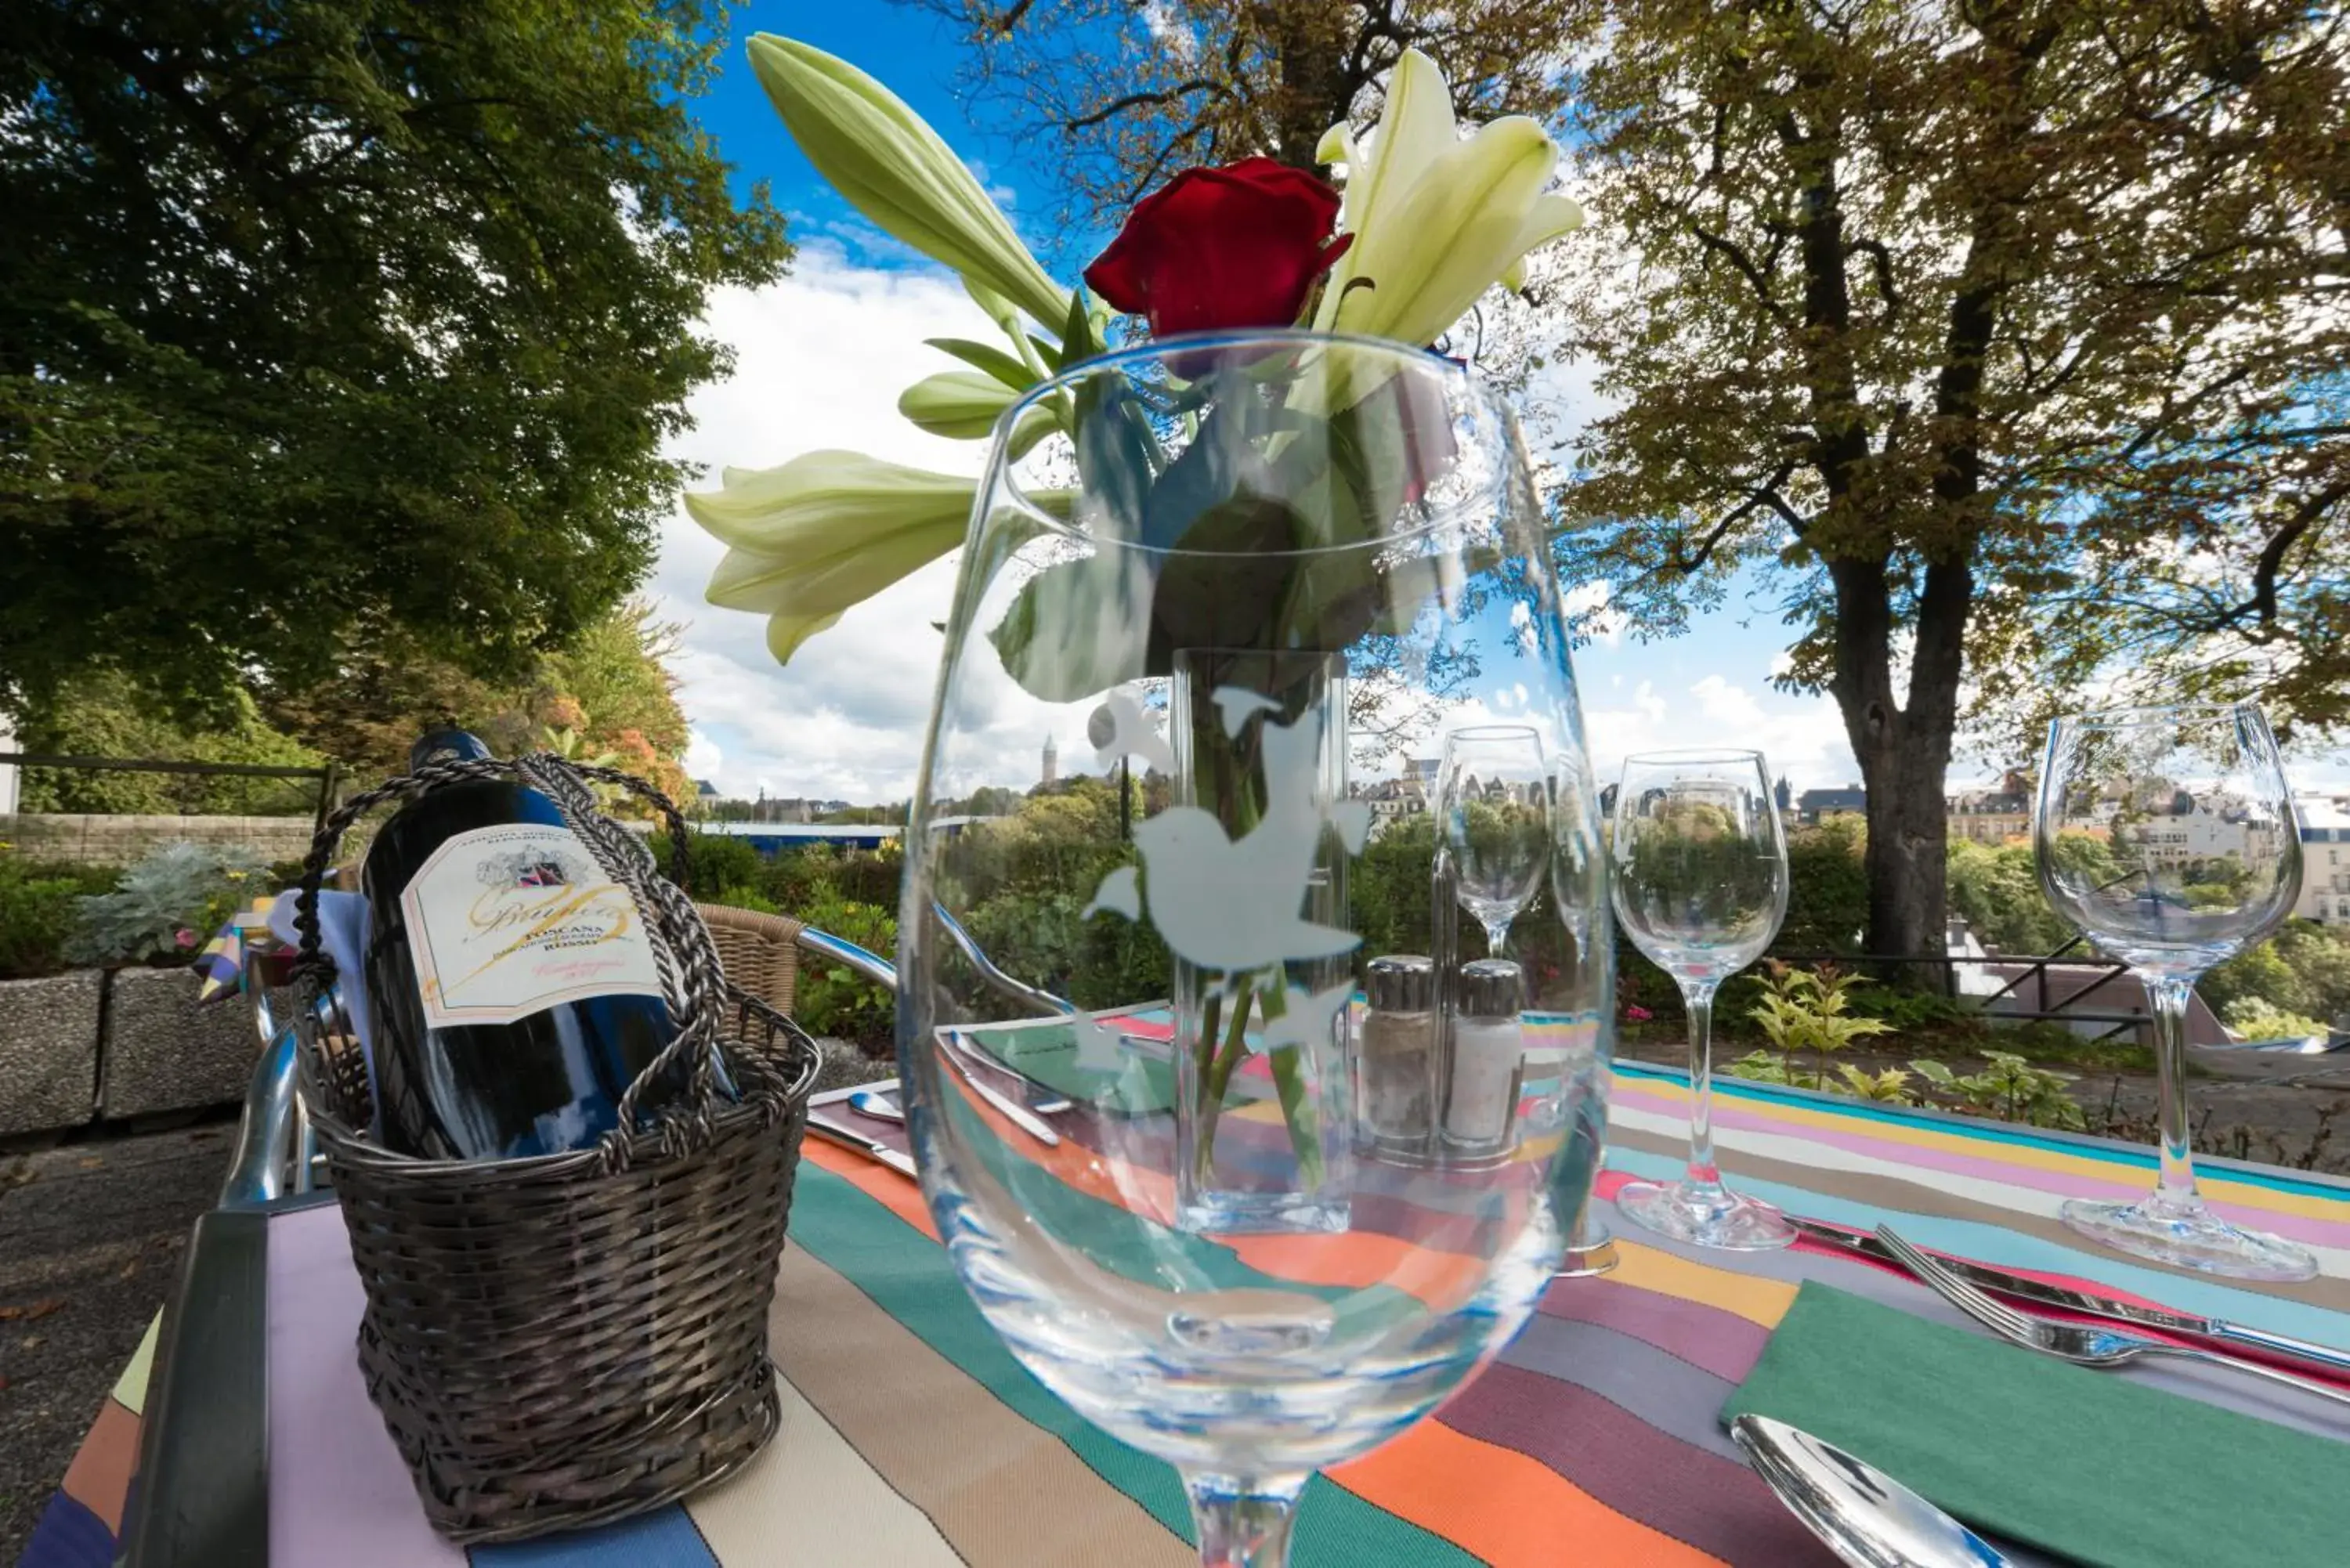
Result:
[2294, 794, 2350, 927]
[1042, 735, 1058, 787]
[1797, 784, 1867, 825]
[1948, 770, 2032, 845]
[1352, 775, 1428, 834]
[1773, 775, 1793, 821]
[694, 779, 719, 800]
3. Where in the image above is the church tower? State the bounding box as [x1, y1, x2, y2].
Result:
[1042, 734, 1058, 786]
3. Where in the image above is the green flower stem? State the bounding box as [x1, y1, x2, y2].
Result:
[1191, 982, 1258, 1183]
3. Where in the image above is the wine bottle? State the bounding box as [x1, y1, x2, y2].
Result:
[361, 729, 687, 1160]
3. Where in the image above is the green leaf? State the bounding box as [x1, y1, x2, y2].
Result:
[924, 337, 1035, 389]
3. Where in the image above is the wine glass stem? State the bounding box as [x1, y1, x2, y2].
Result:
[1184, 1471, 1304, 1568]
[1482, 916, 1511, 957]
[1680, 979, 1722, 1192]
[2145, 973, 2203, 1214]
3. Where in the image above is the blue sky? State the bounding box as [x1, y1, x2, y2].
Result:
[645, 7, 1900, 804]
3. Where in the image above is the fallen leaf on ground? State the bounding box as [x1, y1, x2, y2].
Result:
[77, 1157, 104, 1169]
[19, 1333, 45, 1350]
[0, 1299, 65, 1322]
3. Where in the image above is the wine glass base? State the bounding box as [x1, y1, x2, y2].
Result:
[2060, 1196, 2318, 1282]
[1617, 1179, 1797, 1251]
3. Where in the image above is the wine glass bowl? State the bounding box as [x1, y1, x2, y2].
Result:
[1437, 724, 1553, 956]
[2035, 702, 2313, 1281]
[896, 333, 1612, 1566]
[1608, 750, 1795, 1251]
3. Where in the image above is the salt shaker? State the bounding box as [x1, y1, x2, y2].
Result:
[1442, 958, 1524, 1157]
[1359, 955, 1436, 1156]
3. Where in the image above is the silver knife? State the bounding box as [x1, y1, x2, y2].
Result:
[805, 1113, 920, 1180]
[1789, 1217, 2350, 1378]
[938, 1029, 1075, 1116]
[945, 1029, 1076, 1142]
[941, 1035, 1062, 1146]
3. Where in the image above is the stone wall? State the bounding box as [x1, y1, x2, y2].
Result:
[0, 968, 262, 1136]
[0, 813, 321, 867]
[0, 971, 102, 1136]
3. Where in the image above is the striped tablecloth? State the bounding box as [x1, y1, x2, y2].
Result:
[21, 1061, 2350, 1568]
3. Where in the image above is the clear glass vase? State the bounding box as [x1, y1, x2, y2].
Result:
[897, 331, 1613, 1568]
[1167, 647, 1354, 1234]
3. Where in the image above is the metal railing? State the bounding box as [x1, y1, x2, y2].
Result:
[0, 752, 343, 837]
[1740, 943, 2147, 1042]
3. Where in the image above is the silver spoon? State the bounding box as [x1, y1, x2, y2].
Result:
[1732, 1415, 2012, 1568]
[848, 1090, 904, 1124]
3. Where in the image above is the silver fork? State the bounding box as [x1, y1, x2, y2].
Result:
[1874, 1225, 2350, 1411]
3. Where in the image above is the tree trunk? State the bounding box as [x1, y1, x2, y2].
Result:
[1827, 549, 1972, 975]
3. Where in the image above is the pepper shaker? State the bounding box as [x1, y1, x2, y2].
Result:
[1359, 955, 1437, 1157]
[1442, 958, 1524, 1158]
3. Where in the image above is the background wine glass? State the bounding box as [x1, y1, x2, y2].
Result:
[2035, 702, 2312, 1281]
[898, 334, 1612, 1568]
[1609, 749, 1794, 1250]
[1437, 724, 1552, 957]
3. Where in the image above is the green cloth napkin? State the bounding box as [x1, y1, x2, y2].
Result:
[1723, 1283, 2349, 1568]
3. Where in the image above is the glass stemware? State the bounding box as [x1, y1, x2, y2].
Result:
[1609, 749, 1795, 1250]
[2035, 702, 2313, 1281]
[897, 332, 1611, 1567]
[1437, 724, 1552, 958]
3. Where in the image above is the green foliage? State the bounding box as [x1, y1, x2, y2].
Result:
[1911, 1053, 2087, 1132]
[2223, 997, 2332, 1042]
[2204, 922, 2350, 1029]
[1945, 838, 2071, 956]
[792, 894, 896, 1046]
[0, 853, 117, 979]
[1351, 815, 1439, 959]
[66, 842, 267, 966]
[1741, 963, 1892, 1089]
[1831, 1064, 1918, 1102]
[2, 1, 789, 714]
[647, 830, 765, 905]
[1551, 0, 2350, 972]
[1779, 818, 1871, 952]
[16, 670, 324, 815]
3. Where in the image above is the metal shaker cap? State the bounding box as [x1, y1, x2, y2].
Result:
[1365, 954, 1435, 1012]
[1457, 959, 1524, 1018]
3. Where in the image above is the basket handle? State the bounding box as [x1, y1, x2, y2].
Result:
[290, 753, 728, 1165]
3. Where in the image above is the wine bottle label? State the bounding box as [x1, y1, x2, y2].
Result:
[400, 824, 663, 1028]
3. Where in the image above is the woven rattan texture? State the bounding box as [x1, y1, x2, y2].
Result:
[290, 755, 819, 1541]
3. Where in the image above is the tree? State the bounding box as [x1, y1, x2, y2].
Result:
[14, 669, 324, 815]
[1549, 0, 2348, 967]
[2, 0, 788, 714]
[902, 0, 1581, 233]
[261, 598, 694, 797]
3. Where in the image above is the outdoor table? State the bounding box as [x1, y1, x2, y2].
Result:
[18, 1062, 2350, 1568]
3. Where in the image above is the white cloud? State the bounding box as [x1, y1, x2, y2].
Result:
[654, 247, 1864, 809]
[653, 245, 1072, 804]
[1578, 674, 1853, 793]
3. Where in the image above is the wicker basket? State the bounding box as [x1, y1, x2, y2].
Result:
[288, 753, 820, 1543]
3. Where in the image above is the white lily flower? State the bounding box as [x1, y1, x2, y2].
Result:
[748, 35, 1069, 327]
[686, 450, 974, 666]
[898, 371, 1021, 439]
[1313, 49, 1583, 349]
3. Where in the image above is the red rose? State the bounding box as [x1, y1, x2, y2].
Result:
[1083, 157, 1352, 337]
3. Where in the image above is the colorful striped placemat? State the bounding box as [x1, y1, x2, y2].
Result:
[21, 1064, 2350, 1568]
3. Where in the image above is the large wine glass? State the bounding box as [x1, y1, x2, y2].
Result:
[898, 333, 1611, 1567]
[1437, 724, 1551, 957]
[1609, 749, 1795, 1250]
[2036, 702, 2312, 1281]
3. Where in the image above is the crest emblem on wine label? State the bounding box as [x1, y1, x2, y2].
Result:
[403, 823, 663, 1028]
[479, 847, 586, 891]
